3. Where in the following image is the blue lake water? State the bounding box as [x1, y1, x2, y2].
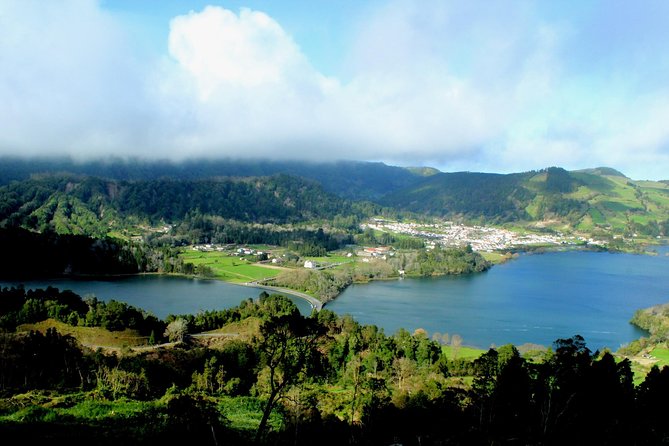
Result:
[0, 275, 312, 317]
[328, 247, 669, 351]
[2, 248, 669, 351]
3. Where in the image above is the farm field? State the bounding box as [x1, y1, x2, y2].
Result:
[650, 347, 669, 367]
[479, 251, 511, 264]
[302, 254, 353, 264]
[180, 250, 284, 283]
[441, 345, 485, 361]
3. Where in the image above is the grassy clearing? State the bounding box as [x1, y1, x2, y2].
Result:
[218, 396, 283, 433]
[629, 214, 655, 225]
[180, 251, 282, 283]
[206, 317, 262, 338]
[479, 251, 511, 264]
[589, 207, 606, 225]
[441, 345, 485, 360]
[303, 255, 351, 264]
[630, 362, 652, 386]
[650, 347, 669, 367]
[59, 398, 154, 420]
[17, 319, 147, 348]
[524, 200, 541, 219]
[0, 391, 281, 437]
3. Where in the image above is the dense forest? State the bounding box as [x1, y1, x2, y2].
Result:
[2, 160, 669, 240]
[0, 286, 164, 336]
[380, 171, 538, 221]
[380, 166, 669, 235]
[0, 157, 424, 201]
[0, 174, 366, 228]
[1, 290, 669, 445]
[0, 227, 193, 279]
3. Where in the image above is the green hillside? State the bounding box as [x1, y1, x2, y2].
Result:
[404, 166, 441, 177]
[0, 174, 362, 235]
[0, 157, 423, 201]
[575, 166, 628, 178]
[1, 161, 667, 240]
[380, 167, 669, 236]
[379, 171, 536, 222]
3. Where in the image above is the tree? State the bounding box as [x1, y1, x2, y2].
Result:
[254, 314, 324, 442]
[164, 318, 188, 343]
[451, 334, 463, 359]
[191, 356, 226, 394]
[472, 348, 499, 429]
[536, 335, 592, 440]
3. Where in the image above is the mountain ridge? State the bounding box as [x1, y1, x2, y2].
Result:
[1, 157, 667, 238]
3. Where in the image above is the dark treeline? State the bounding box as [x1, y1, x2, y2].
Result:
[379, 170, 538, 222]
[380, 167, 584, 222]
[1, 292, 669, 444]
[0, 227, 141, 278]
[2, 159, 669, 238]
[116, 175, 351, 223]
[0, 157, 423, 201]
[166, 291, 299, 332]
[0, 227, 191, 279]
[0, 286, 165, 337]
[0, 173, 390, 252]
[0, 222, 355, 284]
[415, 244, 490, 275]
[0, 174, 367, 229]
[154, 218, 355, 253]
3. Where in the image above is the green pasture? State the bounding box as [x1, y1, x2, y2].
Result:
[479, 251, 510, 264]
[524, 198, 540, 219]
[441, 345, 485, 360]
[588, 207, 606, 225]
[303, 255, 352, 264]
[180, 250, 282, 283]
[650, 347, 669, 367]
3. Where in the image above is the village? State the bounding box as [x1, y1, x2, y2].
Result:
[363, 219, 607, 252]
[184, 218, 610, 280]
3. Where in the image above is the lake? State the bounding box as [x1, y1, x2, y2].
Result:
[0, 275, 313, 317]
[328, 247, 669, 350]
[2, 248, 668, 351]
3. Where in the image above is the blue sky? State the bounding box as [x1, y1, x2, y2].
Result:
[2, 0, 669, 179]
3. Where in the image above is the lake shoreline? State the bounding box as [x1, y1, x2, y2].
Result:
[3, 247, 667, 351]
[239, 282, 323, 311]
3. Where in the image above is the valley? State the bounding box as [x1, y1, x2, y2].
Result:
[1, 158, 669, 444]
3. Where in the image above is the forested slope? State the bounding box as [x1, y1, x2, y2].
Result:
[380, 167, 669, 235]
[2, 159, 669, 238]
[0, 157, 422, 201]
[0, 174, 365, 234]
[2, 292, 669, 445]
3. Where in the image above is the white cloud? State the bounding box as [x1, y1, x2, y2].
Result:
[1, 1, 669, 179]
[168, 7, 321, 95]
[156, 6, 341, 158]
[158, 3, 523, 163]
[0, 0, 153, 156]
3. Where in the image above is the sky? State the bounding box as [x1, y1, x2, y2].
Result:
[2, 0, 669, 179]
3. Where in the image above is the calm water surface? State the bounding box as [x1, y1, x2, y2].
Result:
[328, 248, 669, 350]
[0, 275, 312, 317]
[3, 249, 668, 350]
